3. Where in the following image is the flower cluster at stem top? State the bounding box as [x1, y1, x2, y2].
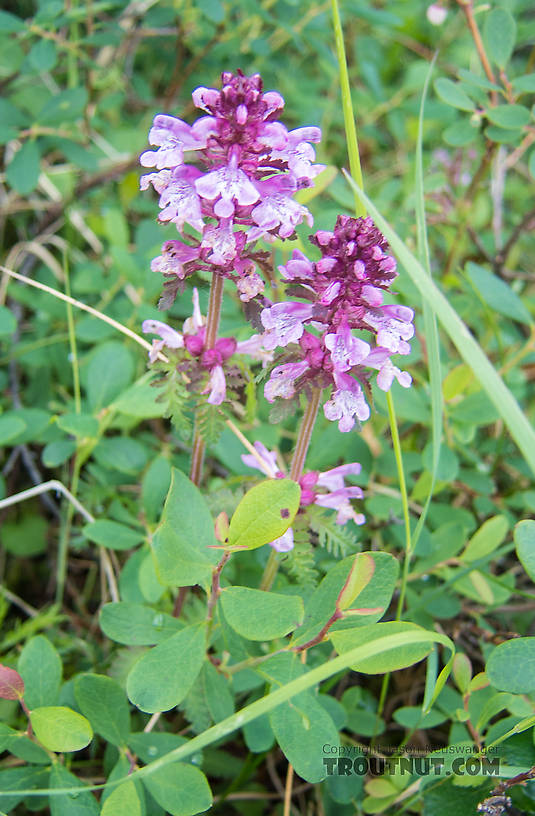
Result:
[140, 70, 324, 308]
[261, 214, 414, 432]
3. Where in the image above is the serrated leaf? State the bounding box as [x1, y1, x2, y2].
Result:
[227, 479, 300, 550]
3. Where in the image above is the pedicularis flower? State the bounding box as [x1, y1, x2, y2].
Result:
[242, 441, 364, 552]
[261, 215, 414, 432]
[140, 70, 324, 308]
[142, 290, 270, 405]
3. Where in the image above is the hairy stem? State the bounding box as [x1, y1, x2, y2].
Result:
[189, 270, 224, 486]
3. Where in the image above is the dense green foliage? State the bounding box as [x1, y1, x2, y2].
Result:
[1, 1, 535, 815]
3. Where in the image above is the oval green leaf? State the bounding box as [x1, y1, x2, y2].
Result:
[142, 763, 212, 816]
[101, 780, 142, 816]
[100, 602, 183, 645]
[30, 706, 93, 752]
[486, 104, 531, 130]
[515, 520, 535, 582]
[220, 587, 304, 640]
[126, 624, 205, 713]
[483, 8, 516, 69]
[75, 674, 131, 747]
[434, 78, 475, 111]
[82, 520, 145, 550]
[486, 638, 535, 693]
[227, 479, 300, 550]
[330, 622, 433, 673]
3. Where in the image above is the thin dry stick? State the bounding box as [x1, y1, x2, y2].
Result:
[457, 0, 498, 103]
[0, 266, 169, 363]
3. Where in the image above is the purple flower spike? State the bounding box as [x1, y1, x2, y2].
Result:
[141, 71, 324, 309]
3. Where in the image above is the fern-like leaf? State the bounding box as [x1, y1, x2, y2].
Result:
[307, 505, 360, 558]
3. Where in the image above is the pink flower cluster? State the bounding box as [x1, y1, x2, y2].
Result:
[261, 215, 414, 432]
[140, 70, 324, 308]
[142, 290, 269, 405]
[242, 441, 364, 552]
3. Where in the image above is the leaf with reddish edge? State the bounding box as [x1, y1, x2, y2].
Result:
[337, 552, 375, 611]
[0, 664, 24, 700]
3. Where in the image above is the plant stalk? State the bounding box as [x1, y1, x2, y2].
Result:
[260, 388, 322, 592]
[189, 270, 224, 486]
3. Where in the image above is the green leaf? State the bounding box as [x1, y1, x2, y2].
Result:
[457, 68, 501, 92]
[220, 587, 304, 640]
[515, 520, 535, 582]
[93, 437, 148, 475]
[2, 514, 48, 556]
[128, 731, 189, 763]
[0, 305, 17, 337]
[142, 763, 212, 816]
[57, 413, 98, 438]
[0, 724, 49, 764]
[466, 262, 532, 324]
[42, 439, 76, 467]
[75, 674, 131, 747]
[485, 104, 531, 130]
[126, 625, 206, 713]
[85, 342, 134, 410]
[291, 552, 398, 648]
[0, 415, 26, 444]
[37, 87, 88, 125]
[434, 78, 475, 111]
[529, 149, 535, 181]
[461, 515, 509, 563]
[151, 468, 219, 589]
[101, 780, 142, 816]
[142, 456, 172, 523]
[82, 520, 145, 550]
[17, 635, 61, 708]
[28, 39, 57, 72]
[30, 706, 93, 752]
[330, 622, 433, 673]
[113, 379, 166, 418]
[443, 119, 478, 147]
[100, 602, 183, 645]
[483, 8, 516, 69]
[0, 10, 25, 31]
[512, 73, 535, 93]
[6, 140, 40, 194]
[486, 638, 535, 693]
[337, 552, 376, 610]
[49, 764, 100, 816]
[227, 478, 300, 550]
[201, 661, 234, 723]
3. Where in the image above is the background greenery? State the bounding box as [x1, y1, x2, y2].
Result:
[1, 0, 535, 814]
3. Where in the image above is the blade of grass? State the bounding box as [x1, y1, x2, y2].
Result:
[412, 55, 442, 551]
[2, 627, 454, 798]
[343, 172, 535, 478]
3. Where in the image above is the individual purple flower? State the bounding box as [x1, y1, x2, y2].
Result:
[264, 361, 309, 402]
[261, 302, 315, 350]
[270, 528, 294, 553]
[323, 372, 371, 432]
[141, 71, 324, 308]
[141, 319, 184, 363]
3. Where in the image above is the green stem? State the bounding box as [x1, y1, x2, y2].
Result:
[55, 454, 81, 605]
[331, 0, 366, 217]
[260, 388, 322, 592]
[189, 271, 224, 486]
